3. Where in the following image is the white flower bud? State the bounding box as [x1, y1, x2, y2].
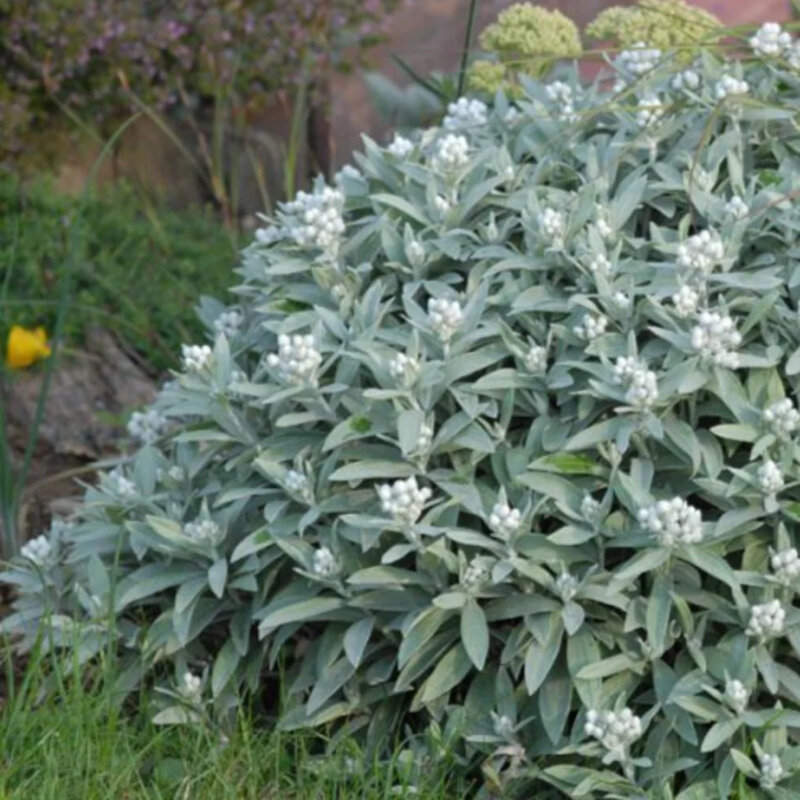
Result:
[677, 230, 724, 273]
[616, 43, 661, 77]
[716, 75, 750, 100]
[312, 546, 338, 578]
[427, 297, 464, 343]
[388, 352, 421, 385]
[746, 599, 785, 639]
[431, 134, 469, 173]
[179, 671, 203, 702]
[387, 134, 414, 158]
[690, 310, 741, 368]
[613, 357, 658, 410]
[184, 518, 224, 546]
[584, 707, 643, 755]
[127, 409, 167, 445]
[281, 186, 345, 255]
[638, 497, 702, 546]
[537, 207, 565, 245]
[636, 93, 664, 128]
[574, 313, 608, 341]
[181, 344, 213, 372]
[545, 80, 578, 122]
[750, 22, 792, 57]
[763, 398, 799, 439]
[759, 752, 784, 789]
[671, 285, 699, 318]
[524, 343, 547, 373]
[724, 679, 750, 714]
[20, 535, 52, 566]
[488, 498, 522, 540]
[758, 459, 785, 496]
[213, 309, 243, 339]
[266, 332, 322, 385]
[770, 547, 800, 583]
[462, 558, 490, 591]
[377, 477, 432, 525]
[725, 195, 749, 220]
[443, 97, 488, 129]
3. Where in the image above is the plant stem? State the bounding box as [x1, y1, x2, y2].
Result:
[457, 0, 480, 98]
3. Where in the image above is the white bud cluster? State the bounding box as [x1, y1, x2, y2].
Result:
[285, 469, 312, 501]
[595, 205, 613, 239]
[574, 313, 608, 341]
[168, 465, 185, 482]
[690, 310, 741, 368]
[108, 468, 136, 498]
[488, 499, 522, 539]
[763, 398, 800, 439]
[716, 75, 750, 100]
[20, 535, 52, 565]
[750, 22, 792, 57]
[759, 752, 784, 789]
[724, 679, 750, 714]
[283, 187, 345, 253]
[613, 291, 632, 310]
[671, 69, 701, 92]
[388, 352, 420, 384]
[184, 519, 223, 546]
[581, 494, 603, 525]
[725, 195, 749, 219]
[405, 238, 426, 268]
[746, 599, 785, 639]
[255, 225, 284, 246]
[387, 134, 414, 158]
[555, 571, 578, 602]
[213, 309, 243, 339]
[181, 344, 213, 372]
[443, 97, 488, 129]
[312, 546, 338, 578]
[677, 230, 724, 273]
[545, 81, 578, 122]
[612, 356, 658, 410]
[617, 43, 661, 76]
[377, 478, 432, 525]
[538, 207, 565, 244]
[524, 343, 547, 373]
[427, 298, 464, 343]
[638, 498, 703, 546]
[462, 558, 490, 591]
[589, 253, 612, 277]
[335, 164, 362, 184]
[491, 712, 516, 740]
[504, 106, 521, 125]
[416, 423, 434, 452]
[431, 134, 470, 173]
[584, 708, 643, 754]
[771, 548, 800, 583]
[433, 194, 451, 217]
[671, 285, 700, 318]
[127, 409, 167, 445]
[179, 671, 203, 702]
[758, 459, 785, 496]
[266, 333, 322, 385]
[636, 93, 664, 128]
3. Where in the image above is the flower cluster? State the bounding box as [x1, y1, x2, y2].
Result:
[574, 313, 608, 340]
[555, 571, 578, 602]
[443, 97, 488, 130]
[584, 708, 643, 755]
[127, 409, 167, 445]
[616, 43, 661, 77]
[588, 253, 612, 277]
[405, 238, 426, 268]
[690, 310, 741, 368]
[716, 75, 749, 100]
[771, 547, 800, 584]
[537, 208, 565, 245]
[282, 187, 346, 254]
[312, 547, 338, 578]
[388, 352, 420, 384]
[524, 343, 547, 373]
[416, 423, 434, 452]
[671, 68, 701, 92]
[545, 81, 578, 122]
[20, 535, 52, 565]
[758, 459, 785, 496]
[636, 93, 664, 128]
[750, 22, 792, 58]
[671, 285, 700, 318]
[285, 470, 313, 502]
[377, 478, 432, 525]
[387, 134, 415, 158]
[431, 134, 470, 174]
[724, 679, 749, 714]
[638, 497, 703, 546]
[759, 752, 784, 789]
[213, 309, 243, 339]
[181, 344, 212, 372]
[746, 599, 785, 639]
[461, 558, 490, 591]
[179, 671, 203, 703]
[725, 195, 749, 219]
[184, 518, 223, 546]
[763, 398, 800, 439]
[581, 494, 603, 525]
[488, 499, 522, 539]
[613, 356, 658, 410]
[107, 468, 136, 498]
[427, 298, 464, 343]
[266, 333, 322, 385]
[677, 230, 724, 273]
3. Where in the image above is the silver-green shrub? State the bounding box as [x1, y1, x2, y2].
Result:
[10, 18, 800, 797]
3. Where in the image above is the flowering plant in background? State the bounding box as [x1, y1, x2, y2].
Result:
[5, 325, 51, 369]
[0, 0, 401, 168]
[11, 5, 800, 798]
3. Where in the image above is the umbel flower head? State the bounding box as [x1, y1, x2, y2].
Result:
[480, 4, 582, 61]
[5, 325, 51, 369]
[586, 0, 721, 55]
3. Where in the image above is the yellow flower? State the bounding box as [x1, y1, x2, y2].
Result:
[5, 325, 52, 369]
[480, 4, 583, 61]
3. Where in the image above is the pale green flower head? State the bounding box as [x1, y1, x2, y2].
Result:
[467, 59, 510, 96]
[587, 0, 721, 56]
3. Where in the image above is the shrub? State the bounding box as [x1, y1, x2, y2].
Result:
[0, 174, 234, 370]
[10, 12, 800, 797]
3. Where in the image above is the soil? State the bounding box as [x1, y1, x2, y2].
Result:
[2, 328, 158, 544]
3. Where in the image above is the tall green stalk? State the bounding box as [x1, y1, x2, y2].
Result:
[456, 0, 480, 98]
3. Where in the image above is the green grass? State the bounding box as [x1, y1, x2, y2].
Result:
[0, 174, 236, 372]
[0, 647, 470, 800]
